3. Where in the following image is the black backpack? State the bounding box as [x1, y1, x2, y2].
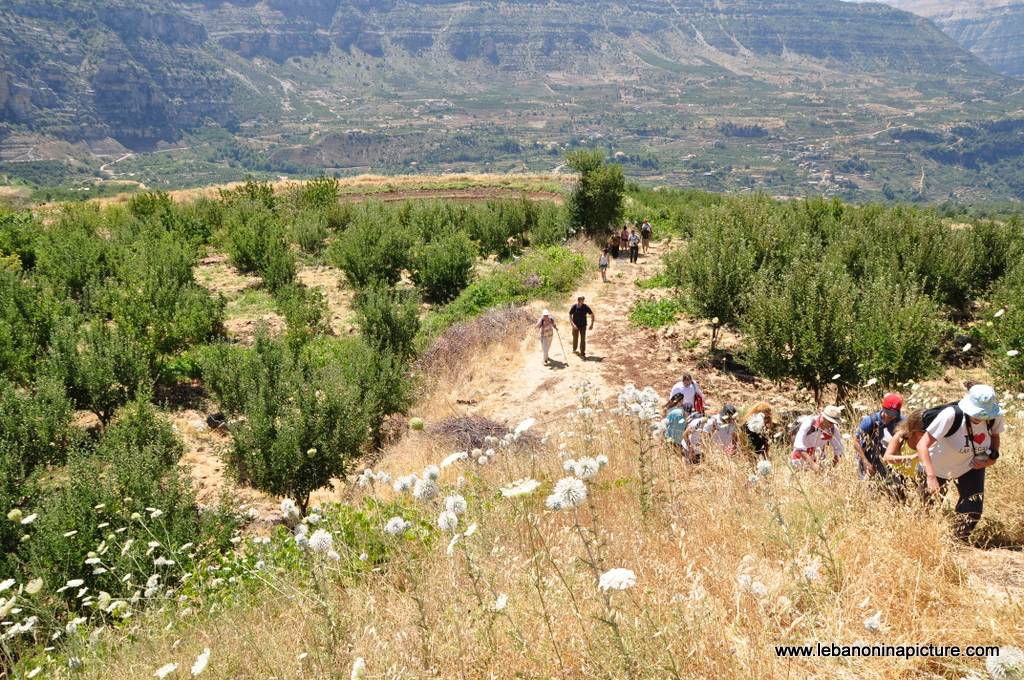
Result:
[920, 403, 994, 439]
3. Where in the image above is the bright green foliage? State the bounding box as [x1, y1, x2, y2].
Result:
[530, 202, 572, 246]
[219, 178, 276, 210]
[291, 176, 340, 211]
[203, 334, 370, 512]
[46, 320, 152, 425]
[566, 150, 625, 237]
[354, 284, 422, 362]
[34, 210, 115, 300]
[988, 263, 1024, 391]
[97, 393, 184, 468]
[411, 231, 477, 303]
[0, 271, 69, 382]
[0, 376, 77, 473]
[629, 298, 684, 329]
[327, 207, 415, 289]
[224, 202, 297, 292]
[291, 210, 329, 254]
[0, 210, 39, 270]
[275, 283, 329, 351]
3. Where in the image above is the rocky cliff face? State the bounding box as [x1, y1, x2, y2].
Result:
[0, 0, 1003, 147]
[877, 0, 1024, 77]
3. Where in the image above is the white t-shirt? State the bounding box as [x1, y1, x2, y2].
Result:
[792, 416, 844, 460]
[684, 415, 706, 453]
[925, 407, 1005, 480]
[670, 381, 703, 406]
[703, 415, 735, 448]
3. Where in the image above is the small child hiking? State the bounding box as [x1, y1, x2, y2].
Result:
[598, 249, 610, 283]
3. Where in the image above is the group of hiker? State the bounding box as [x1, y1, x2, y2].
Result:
[604, 218, 653, 268]
[661, 377, 1005, 542]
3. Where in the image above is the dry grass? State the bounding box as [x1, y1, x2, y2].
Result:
[75, 393, 1024, 680]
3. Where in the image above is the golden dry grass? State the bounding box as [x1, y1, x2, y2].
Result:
[74, 394, 1024, 679]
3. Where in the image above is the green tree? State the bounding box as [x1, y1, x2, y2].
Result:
[566, 150, 625, 237]
[326, 208, 415, 289]
[354, 284, 421, 362]
[410, 231, 477, 303]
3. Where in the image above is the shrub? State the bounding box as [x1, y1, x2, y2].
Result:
[629, 298, 684, 329]
[0, 376, 77, 473]
[0, 270, 69, 383]
[46, 320, 152, 425]
[203, 333, 370, 513]
[530, 202, 571, 246]
[219, 178, 276, 210]
[354, 284, 421, 362]
[96, 392, 184, 469]
[988, 263, 1024, 391]
[275, 283, 328, 350]
[292, 176, 340, 211]
[326, 207, 415, 289]
[224, 202, 297, 291]
[410, 231, 477, 303]
[465, 200, 530, 258]
[291, 210, 329, 255]
[0, 209, 39, 270]
[566, 150, 625, 237]
[34, 211, 114, 300]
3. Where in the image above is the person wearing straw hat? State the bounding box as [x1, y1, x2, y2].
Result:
[536, 309, 558, 365]
[915, 384, 1005, 541]
[790, 405, 845, 471]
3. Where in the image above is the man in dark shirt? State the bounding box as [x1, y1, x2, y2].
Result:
[569, 296, 594, 358]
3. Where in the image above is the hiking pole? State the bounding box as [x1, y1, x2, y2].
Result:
[554, 327, 569, 362]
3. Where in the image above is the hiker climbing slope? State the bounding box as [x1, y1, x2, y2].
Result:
[569, 296, 594, 359]
[537, 310, 558, 366]
[791, 405, 844, 471]
[854, 393, 904, 480]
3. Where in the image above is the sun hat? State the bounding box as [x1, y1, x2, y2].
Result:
[821, 405, 844, 425]
[542, 309, 550, 317]
[958, 384, 1004, 420]
[881, 393, 903, 418]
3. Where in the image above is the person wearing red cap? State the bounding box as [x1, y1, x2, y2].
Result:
[854, 393, 904, 480]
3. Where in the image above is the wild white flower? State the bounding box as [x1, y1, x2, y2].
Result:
[756, 460, 773, 476]
[327, 550, 340, 562]
[191, 648, 210, 676]
[446, 533, 461, 557]
[492, 593, 508, 612]
[26, 668, 41, 678]
[154, 663, 178, 679]
[440, 451, 468, 468]
[149, 509, 163, 519]
[384, 517, 411, 536]
[544, 496, 563, 511]
[562, 459, 577, 473]
[1009, 350, 1021, 358]
[514, 418, 537, 436]
[464, 522, 478, 537]
[351, 657, 366, 680]
[308, 529, 334, 555]
[437, 511, 459, 533]
[444, 494, 468, 515]
[831, 374, 841, 381]
[356, 469, 374, 488]
[500, 479, 541, 498]
[987, 646, 1024, 680]
[995, 308, 1007, 318]
[803, 561, 821, 582]
[20, 513, 37, 525]
[748, 474, 759, 485]
[423, 465, 440, 481]
[963, 343, 973, 352]
[478, 455, 490, 466]
[573, 457, 600, 480]
[865, 378, 878, 387]
[25, 578, 42, 595]
[305, 513, 321, 525]
[750, 581, 769, 598]
[0, 579, 13, 593]
[393, 474, 417, 493]
[863, 611, 883, 632]
[412, 478, 439, 501]
[154, 556, 175, 567]
[374, 471, 391, 485]
[595, 454, 609, 468]
[548, 477, 587, 510]
[598, 568, 637, 592]
[0, 596, 16, 618]
[737, 574, 752, 589]
[66, 579, 85, 589]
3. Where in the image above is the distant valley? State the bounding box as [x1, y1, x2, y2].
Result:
[2, 0, 1024, 204]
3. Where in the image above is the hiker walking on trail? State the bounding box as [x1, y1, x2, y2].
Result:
[537, 310, 558, 366]
[663, 399, 691, 456]
[912, 384, 1004, 541]
[669, 374, 705, 413]
[790, 405, 844, 471]
[569, 296, 594, 359]
[640, 218, 653, 254]
[619, 226, 630, 259]
[854, 393, 904, 480]
[703, 404, 739, 454]
[741, 402, 775, 459]
[598, 249, 610, 283]
[628, 227, 641, 264]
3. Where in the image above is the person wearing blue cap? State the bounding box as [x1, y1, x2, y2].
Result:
[915, 384, 1005, 541]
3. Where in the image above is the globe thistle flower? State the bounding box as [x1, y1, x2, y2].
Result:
[280, 499, 301, 528]
[384, 517, 411, 536]
[477, 455, 490, 466]
[598, 568, 637, 592]
[437, 510, 459, 533]
[444, 494, 467, 515]
[573, 457, 600, 480]
[356, 469, 374, 488]
[562, 459, 577, 473]
[548, 477, 587, 510]
[191, 648, 210, 676]
[863, 611, 883, 632]
[803, 561, 821, 582]
[393, 474, 417, 494]
[756, 460, 773, 476]
[501, 479, 541, 498]
[595, 454, 609, 468]
[492, 593, 508, 612]
[308, 529, 334, 555]
[423, 465, 441, 481]
[440, 451, 468, 468]
[987, 647, 1024, 680]
[750, 581, 769, 598]
[374, 471, 391, 485]
[412, 478, 439, 501]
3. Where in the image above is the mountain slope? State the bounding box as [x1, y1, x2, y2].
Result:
[875, 0, 1024, 77]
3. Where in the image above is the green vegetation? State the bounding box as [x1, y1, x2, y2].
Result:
[567, 151, 625, 237]
[629, 298, 685, 329]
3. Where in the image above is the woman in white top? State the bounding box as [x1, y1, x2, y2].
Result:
[791, 405, 844, 471]
[915, 384, 1004, 541]
[703, 404, 738, 454]
[536, 310, 558, 366]
[669, 374, 704, 412]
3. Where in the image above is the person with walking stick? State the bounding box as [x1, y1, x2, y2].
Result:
[537, 310, 558, 366]
[569, 295, 594, 359]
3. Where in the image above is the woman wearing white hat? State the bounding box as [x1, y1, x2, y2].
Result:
[915, 384, 1005, 541]
[790, 405, 845, 471]
[536, 310, 558, 365]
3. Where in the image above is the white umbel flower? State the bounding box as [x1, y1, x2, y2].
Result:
[500, 479, 541, 498]
[384, 517, 411, 536]
[191, 648, 210, 676]
[444, 494, 468, 515]
[863, 611, 883, 632]
[987, 646, 1024, 680]
[412, 478, 439, 501]
[154, 663, 178, 679]
[351, 657, 366, 680]
[598, 568, 637, 592]
[437, 510, 459, 533]
[308, 529, 334, 555]
[547, 477, 587, 510]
